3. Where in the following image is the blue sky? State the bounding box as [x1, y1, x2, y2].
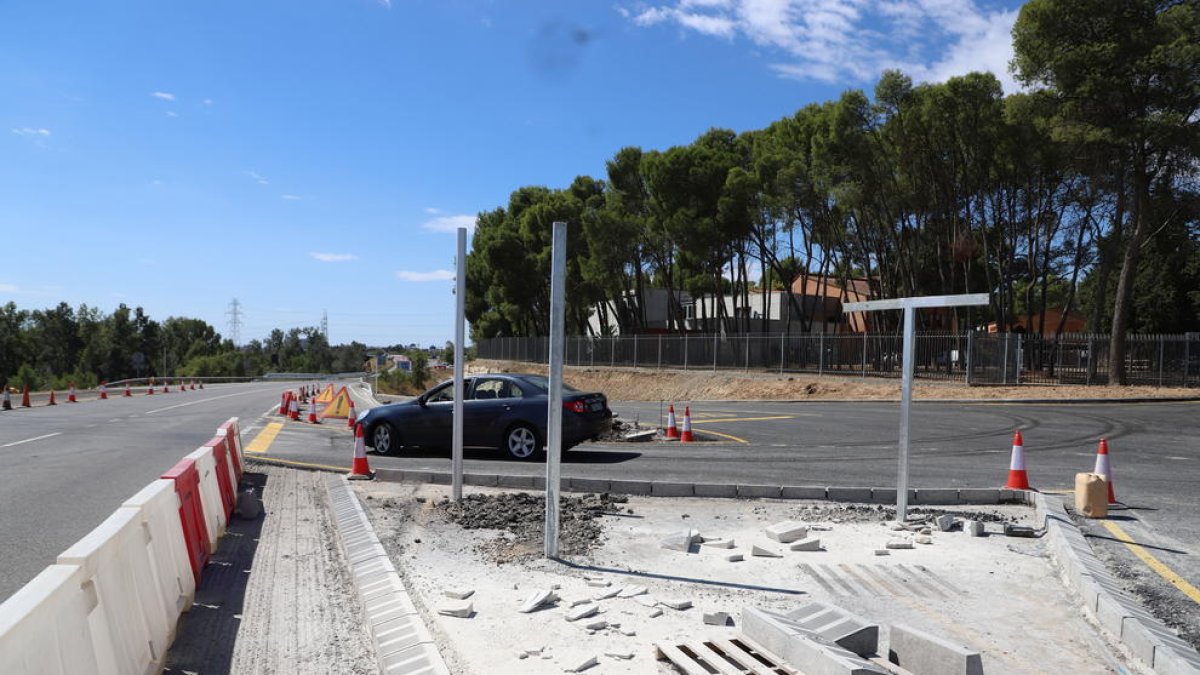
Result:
[1, 0, 1022, 348]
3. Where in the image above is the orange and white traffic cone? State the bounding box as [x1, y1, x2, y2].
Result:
[124, 382, 132, 397]
[288, 397, 300, 421]
[348, 424, 374, 479]
[665, 404, 679, 439]
[48, 390, 57, 406]
[347, 401, 357, 429]
[307, 399, 320, 424]
[1093, 438, 1117, 504]
[1004, 431, 1031, 490]
[99, 382, 108, 400]
[162, 383, 169, 394]
[147, 382, 155, 395]
[280, 391, 291, 416]
[190, 381, 196, 391]
[21, 384, 31, 407]
[680, 406, 694, 442]
[67, 384, 77, 403]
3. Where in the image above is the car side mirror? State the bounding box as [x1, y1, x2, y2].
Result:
[416, 395, 427, 407]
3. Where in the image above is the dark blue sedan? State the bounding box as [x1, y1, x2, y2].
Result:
[357, 373, 613, 460]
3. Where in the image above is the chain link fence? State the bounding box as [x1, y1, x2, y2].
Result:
[476, 332, 1200, 387]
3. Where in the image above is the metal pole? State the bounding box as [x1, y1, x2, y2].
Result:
[1159, 335, 1165, 387]
[684, 335, 688, 370]
[779, 332, 785, 374]
[657, 334, 662, 371]
[897, 306, 916, 522]
[744, 335, 750, 372]
[1003, 334, 1010, 385]
[611, 337, 615, 368]
[544, 222, 567, 559]
[818, 332, 825, 376]
[966, 330, 975, 386]
[713, 333, 718, 371]
[452, 228, 467, 502]
[862, 332, 867, 377]
[633, 334, 638, 368]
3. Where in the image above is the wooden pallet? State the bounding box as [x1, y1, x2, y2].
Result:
[655, 636, 797, 675]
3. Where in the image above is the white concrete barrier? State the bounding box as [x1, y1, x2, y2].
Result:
[221, 417, 244, 472]
[0, 564, 101, 674]
[123, 479, 197, 628]
[185, 445, 227, 551]
[58, 508, 171, 675]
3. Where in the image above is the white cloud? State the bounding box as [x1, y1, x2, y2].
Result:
[166, 111, 178, 118]
[310, 252, 358, 262]
[396, 269, 454, 282]
[280, 194, 303, 201]
[422, 214, 476, 234]
[203, 98, 214, 106]
[244, 170, 269, 185]
[11, 127, 50, 137]
[620, 0, 1020, 92]
[0, 283, 18, 293]
[151, 91, 175, 101]
[424, 206, 442, 215]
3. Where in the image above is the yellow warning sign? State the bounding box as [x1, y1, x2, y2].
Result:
[315, 384, 335, 403]
[321, 386, 353, 419]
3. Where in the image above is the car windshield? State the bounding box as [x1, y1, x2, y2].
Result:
[515, 375, 579, 394]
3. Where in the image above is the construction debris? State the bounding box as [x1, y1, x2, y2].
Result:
[519, 590, 558, 613]
[751, 544, 783, 558]
[788, 537, 822, 552]
[703, 611, 731, 626]
[437, 600, 474, 618]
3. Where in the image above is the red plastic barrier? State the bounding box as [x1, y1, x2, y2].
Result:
[204, 436, 236, 521]
[218, 419, 244, 480]
[160, 458, 210, 583]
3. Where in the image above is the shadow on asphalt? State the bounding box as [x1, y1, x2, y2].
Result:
[554, 559, 806, 596]
[374, 446, 643, 464]
[163, 472, 268, 674]
[1084, 531, 1189, 555]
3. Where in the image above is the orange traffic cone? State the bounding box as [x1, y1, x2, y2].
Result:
[48, 390, 57, 406]
[1093, 438, 1116, 504]
[307, 399, 320, 424]
[124, 382, 132, 397]
[2, 388, 11, 411]
[190, 381, 196, 391]
[680, 406, 694, 442]
[67, 384, 77, 403]
[280, 391, 291, 416]
[348, 424, 373, 479]
[21, 384, 31, 407]
[1005, 431, 1031, 490]
[665, 404, 679, 439]
[347, 401, 356, 429]
[147, 382, 155, 395]
[99, 382, 108, 400]
[161, 384, 169, 394]
[288, 397, 300, 421]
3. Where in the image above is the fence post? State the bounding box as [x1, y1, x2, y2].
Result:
[1186, 336, 1193, 387]
[1159, 335, 1165, 387]
[657, 334, 662, 371]
[1086, 336, 1095, 385]
[779, 333, 785, 374]
[713, 333, 718, 371]
[611, 337, 615, 368]
[590, 338, 594, 368]
[966, 330, 975, 385]
[1003, 333, 1010, 385]
[745, 335, 750, 372]
[818, 332, 825, 376]
[862, 333, 868, 377]
[684, 335, 689, 370]
[633, 334, 638, 368]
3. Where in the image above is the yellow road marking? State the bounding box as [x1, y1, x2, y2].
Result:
[248, 456, 349, 472]
[1102, 520, 1200, 606]
[692, 429, 749, 444]
[688, 415, 794, 424]
[245, 422, 284, 454]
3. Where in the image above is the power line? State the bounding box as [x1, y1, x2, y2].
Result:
[226, 298, 243, 346]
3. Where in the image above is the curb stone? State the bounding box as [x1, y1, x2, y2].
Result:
[1034, 492, 1200, 674]
[324, 475, 452, 675]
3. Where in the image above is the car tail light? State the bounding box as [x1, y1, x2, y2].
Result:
[564, 400, 586, 414]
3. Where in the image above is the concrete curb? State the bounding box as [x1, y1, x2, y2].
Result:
[645, 397, 1200, 405]
[1034, 493, 1200, 674]
[370, 468, 1031, 506]
[324, 475, 452, 675]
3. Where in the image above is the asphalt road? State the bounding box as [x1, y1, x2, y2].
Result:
[0, 383, 285, 602]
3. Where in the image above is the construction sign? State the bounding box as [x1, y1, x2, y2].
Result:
[315, 384, 335, 403]
[320, 386, 353, 419]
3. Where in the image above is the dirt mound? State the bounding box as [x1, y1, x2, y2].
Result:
[470, 359, 1195, 402]
[435, 492, 629, 563]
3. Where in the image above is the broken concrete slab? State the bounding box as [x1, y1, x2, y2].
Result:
[585, 579, 611, 588]
[647, 608, 663, 618]
[592, 587, 621, 601]
[725, 552, 744, 562]
[443, 587, 474, 600]
[437, 599, 474, 618]
[701, 537, 735, 549]
[888, 623, 983, 675]
[783, 602, 879, 657]
[765, 520, 809, 543]
[634, 595, 659, 608]
[916, 535, 933, 545]
[885, 540, 914, 550]
[965, 520, 985, 537]
[703, 611, 731, 626]
[660, 529, 700, 552]
[874, 549, 890, 556]
[566, 604, 600, 622]
[618, 627, 637, 636]
[789, 537, 822, 552]
[604, 650, 634, 660]
[660, 598, 693, 611]
[583, 619, 607, 631]
[617, 585, 647, 598]
[564, 655, 598, 672]
[935, 514, 956, 532]
[752, 544, 784, 558]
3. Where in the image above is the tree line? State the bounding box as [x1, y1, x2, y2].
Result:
[466, 0, 1199, 384]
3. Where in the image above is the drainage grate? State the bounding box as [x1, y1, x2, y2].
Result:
[656, 636, 796, 675]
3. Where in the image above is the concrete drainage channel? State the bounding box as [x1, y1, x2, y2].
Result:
[318, 466, 1200, 674]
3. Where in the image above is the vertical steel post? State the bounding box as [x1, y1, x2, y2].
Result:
[1159, 335, 1165, 387]
[657, 333, 662, 370]
[1003, 334, 1010, 385]
[713, 333, 718, 371]
[897, 306, 916, 522]
[818, 332, 825, 376]
[862, 332, 868, 377]
[544, 222, 567, 558]
[966, 330, 975, 386]
[633, 334, 638, 368]
[611, 337, 615, 368]
[684, 335, 689, 370]
[745, 335, 750, 372]
[451, 228, 467, 502]
[779, 332, 785, 374]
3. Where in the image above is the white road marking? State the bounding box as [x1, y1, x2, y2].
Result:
[109, 418, 122, 423]
[1, 432, 62, 448]
[1167, 456, 1190, 461]
[144, 388, 277, 415]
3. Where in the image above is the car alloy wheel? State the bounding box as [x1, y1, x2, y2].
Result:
[505, 425, 539, 460]
[373, 423, 397, 455]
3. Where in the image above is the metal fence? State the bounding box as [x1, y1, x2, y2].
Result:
[476, 332, 1200, 387]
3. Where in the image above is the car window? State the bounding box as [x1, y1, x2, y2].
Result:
[473, 378, 522, 400]
[425, 380, 468, 403]
[515, 375, 579, 394]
